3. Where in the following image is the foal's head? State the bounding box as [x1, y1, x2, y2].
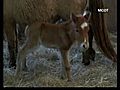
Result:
[71, 12, 91, 52]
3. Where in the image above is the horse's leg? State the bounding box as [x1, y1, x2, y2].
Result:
[60, 49, 72, 81]
[87, 26, 96, 61]
[16, 44, 28, 74]
[4, 20, 17, 68]
[16, 44, 27, 75]
[17, 23, 26, 47]
[82, 25, 95, 65]
[16, 35, 39, 75]
[60, 51, 66, 80]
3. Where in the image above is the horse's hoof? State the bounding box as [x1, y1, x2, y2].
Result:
[89, 48, 95, 61]
[22, 68, 28, 71]
[22, 66, 28, 71]
[82, 48, 95, 65]
[84, 61, 90, 66]
[67, 79, 72, 82]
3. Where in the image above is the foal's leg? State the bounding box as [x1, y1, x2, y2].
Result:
[82, 26, 95, 65]
[17, 23, 26, 47]
[16, 37, 38, 75]
[60, 50, 72, 81]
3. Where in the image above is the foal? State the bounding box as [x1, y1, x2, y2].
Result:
[16, 13, 90, 81]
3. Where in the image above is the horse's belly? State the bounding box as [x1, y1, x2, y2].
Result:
[40, 36, 71, 49]
[40, 38, 64, 48]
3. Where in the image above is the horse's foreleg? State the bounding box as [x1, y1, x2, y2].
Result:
[4, 21, 17, 68]
[87, 27, 95, 61]
[61, 50, 72, 81]
[82, 26, 95, 65]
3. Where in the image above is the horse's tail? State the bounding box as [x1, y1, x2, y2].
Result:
[89, 0, 117, 62]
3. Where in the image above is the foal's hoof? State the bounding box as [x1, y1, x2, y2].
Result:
[22, 68, 28, 71]
[15, 71, 20, 77]
[67, 79, 73, 82]
[22, 66, 28, 71]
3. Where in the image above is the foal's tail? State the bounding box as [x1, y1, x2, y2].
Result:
[89, 0, 117, 62]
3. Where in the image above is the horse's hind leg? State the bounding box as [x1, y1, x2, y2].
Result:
[16, 36, 39, 75]
[82, 26, 95, 65]
[17, 23, 26, 47]
[16, 43, 28, 75]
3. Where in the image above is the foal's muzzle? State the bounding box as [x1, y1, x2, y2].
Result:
[80, 42, 89, 52]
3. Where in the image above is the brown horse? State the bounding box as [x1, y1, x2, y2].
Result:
[16, 13, 90, 81]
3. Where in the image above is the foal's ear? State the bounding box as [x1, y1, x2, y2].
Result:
[71, 13, 77, 23]
[83, 10, 91, 21]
